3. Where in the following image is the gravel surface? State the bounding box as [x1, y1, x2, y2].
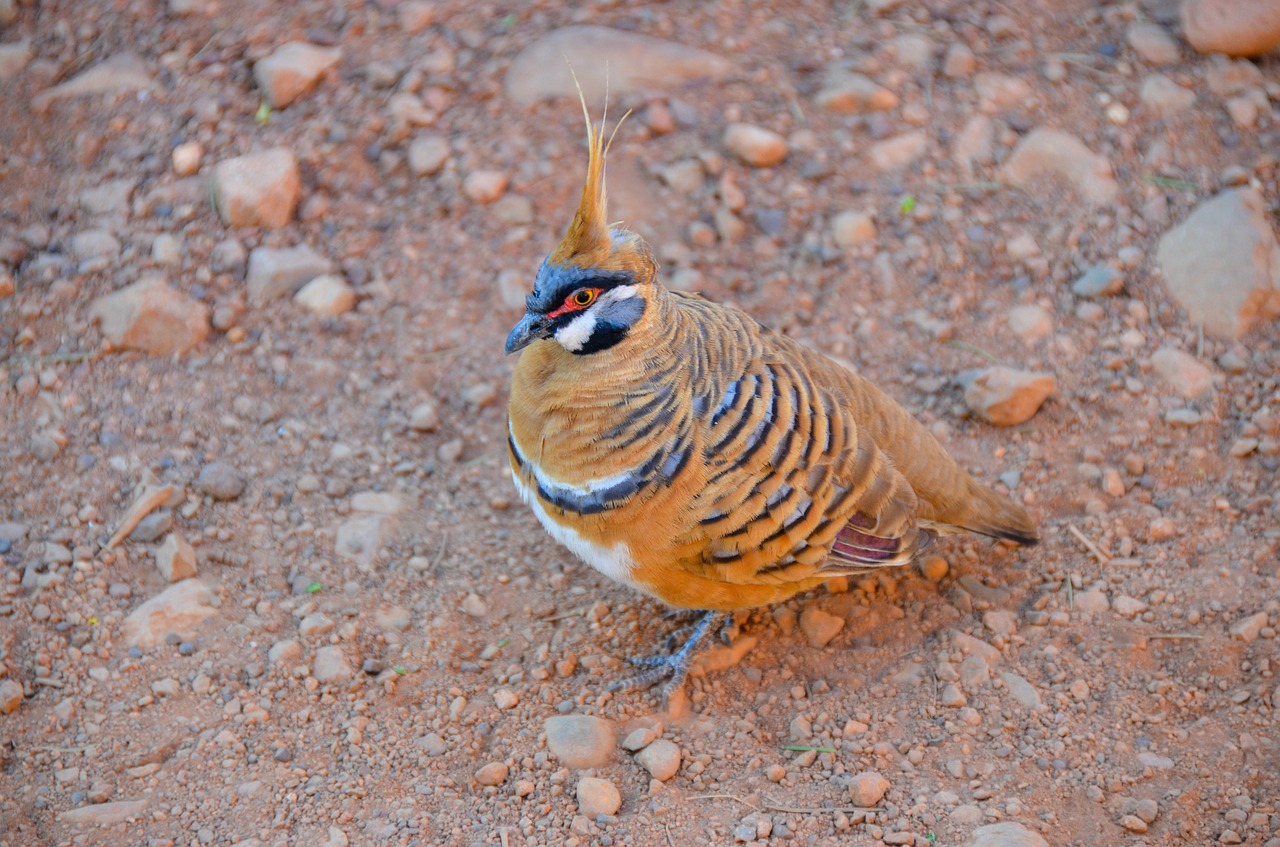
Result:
[2, 1, 1279, 846]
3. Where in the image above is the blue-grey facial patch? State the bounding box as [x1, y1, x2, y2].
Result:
[528, 262, 636, 314]
[593, 293, 646, 329]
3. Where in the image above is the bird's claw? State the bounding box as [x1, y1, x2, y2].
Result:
[606, 610, 727, 698]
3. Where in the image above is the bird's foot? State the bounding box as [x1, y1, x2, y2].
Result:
[608, 610, 727, 699]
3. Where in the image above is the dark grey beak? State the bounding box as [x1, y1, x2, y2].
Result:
[505, 312, 551, 355]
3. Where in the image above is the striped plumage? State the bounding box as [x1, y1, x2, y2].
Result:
[505, 104, 1037, 694]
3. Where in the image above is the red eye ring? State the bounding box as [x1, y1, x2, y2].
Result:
[570, 288, 598, 308]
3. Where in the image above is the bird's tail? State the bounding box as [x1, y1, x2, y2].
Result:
[951, 478, 1039, 545]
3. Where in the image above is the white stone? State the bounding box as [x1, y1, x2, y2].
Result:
[967, 822, 1050, 847]
[313, 646, 352, 683]
[723, 123, 788, 167]
[975, 72, 1032, 113]
[172, 141, 203, 176]
[32, 53, 154, 110]
[295, 274, 356, 316]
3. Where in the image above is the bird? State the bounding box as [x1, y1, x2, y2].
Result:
[504, 102, 1038, 699]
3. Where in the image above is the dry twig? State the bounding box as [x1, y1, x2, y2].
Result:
[690, 793, 876, 816]
[1066, 523, 1110, 564]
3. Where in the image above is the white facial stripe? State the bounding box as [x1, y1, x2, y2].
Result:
[554, 311, 597, 352]
[599, 284, 638, 304]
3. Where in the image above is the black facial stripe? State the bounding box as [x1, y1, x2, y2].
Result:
[528, 263, 636, 314]
[571, 320, 630, 355]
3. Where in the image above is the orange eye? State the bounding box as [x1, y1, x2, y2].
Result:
[570, 288, 598, 308]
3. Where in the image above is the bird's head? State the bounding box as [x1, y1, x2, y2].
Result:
[504, 101, 656, 357]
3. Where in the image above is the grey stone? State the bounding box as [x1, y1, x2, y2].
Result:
[196, 462, 246, 500]
[246, 244, 335, 306]
[545, 715, 616, 768]
[67, 230, 121, 262]
[1156, 188, 1280, 339]
[1072, 266, 1124, 298]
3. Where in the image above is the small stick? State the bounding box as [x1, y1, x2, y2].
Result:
[1066, 523, 1110, 564]
[541, 607, 586, 623]
[690, 793, 875, 816]
[1147, 632, 1202, 640]
[106, 485, 174, 549]
[664, 823, 675, 847]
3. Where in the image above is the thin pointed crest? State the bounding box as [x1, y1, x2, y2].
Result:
[549, 63, 631, 267]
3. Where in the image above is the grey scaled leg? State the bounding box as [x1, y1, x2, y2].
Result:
[608, 610, 727, 699]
